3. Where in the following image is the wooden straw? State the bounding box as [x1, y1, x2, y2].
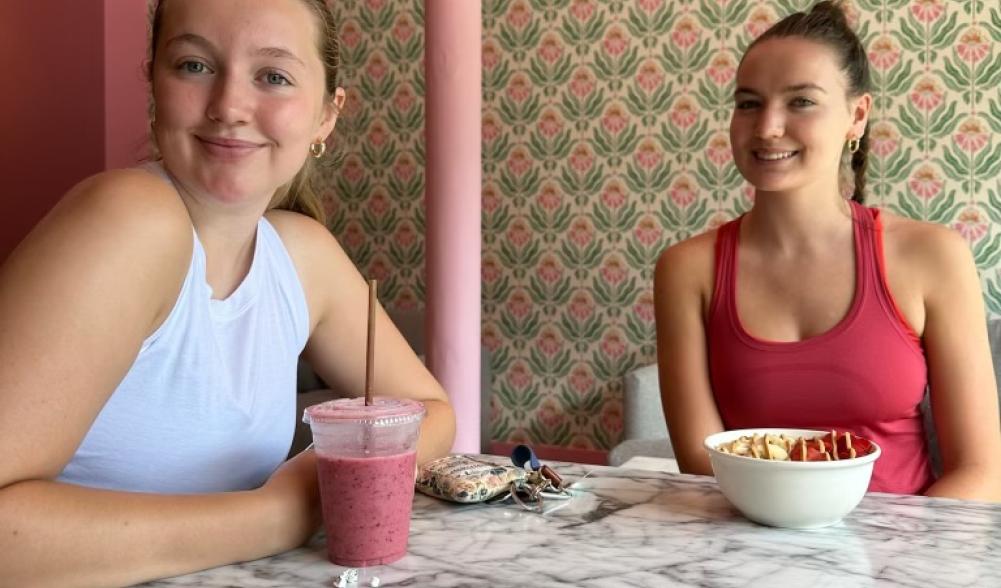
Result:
[365, 279, 377, 406]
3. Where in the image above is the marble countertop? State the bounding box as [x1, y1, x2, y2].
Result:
[142, 458, 1001, 587]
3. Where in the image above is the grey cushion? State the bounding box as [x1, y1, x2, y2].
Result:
[623, 364, 669, 441]
[608, 438, 674, 467]
[607, 363, 674, 466]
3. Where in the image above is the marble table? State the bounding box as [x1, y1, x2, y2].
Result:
[142, 457, 1001, 587]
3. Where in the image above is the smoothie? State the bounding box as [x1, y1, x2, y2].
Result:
[318, 450, 418, 567]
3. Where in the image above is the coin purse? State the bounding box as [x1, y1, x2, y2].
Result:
[415, 455, 526, 503]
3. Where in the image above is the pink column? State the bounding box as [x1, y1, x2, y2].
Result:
[424, 0, 482, 453]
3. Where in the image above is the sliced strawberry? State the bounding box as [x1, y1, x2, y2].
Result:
[788, 431, 874, 461]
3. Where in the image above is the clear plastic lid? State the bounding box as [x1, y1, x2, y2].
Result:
[303, 397, 426, 427]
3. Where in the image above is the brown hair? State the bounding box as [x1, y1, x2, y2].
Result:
[148, 0, 341, 223]
[745, 1, 871, 203]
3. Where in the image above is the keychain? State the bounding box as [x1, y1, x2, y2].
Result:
[502, 445, 573, 512]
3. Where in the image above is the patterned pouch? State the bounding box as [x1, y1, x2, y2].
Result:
[415, 455, 526, 503]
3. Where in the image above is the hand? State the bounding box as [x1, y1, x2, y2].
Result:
[256, 449, 322, 552]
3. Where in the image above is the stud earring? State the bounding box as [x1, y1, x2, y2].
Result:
[309, 141, 327, 158]
[847, 137, 860, 154]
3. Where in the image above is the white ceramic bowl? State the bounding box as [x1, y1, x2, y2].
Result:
[704, 428, 881, 529]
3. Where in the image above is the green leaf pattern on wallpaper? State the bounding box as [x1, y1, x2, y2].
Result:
[319, 0, 1001, 451]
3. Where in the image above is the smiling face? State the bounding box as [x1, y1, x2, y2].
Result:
[151, 0, 339, 209]
[730, 36, 869, 198]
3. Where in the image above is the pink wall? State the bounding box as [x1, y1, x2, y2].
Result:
[0, 0, 149, 262]
[0, 0, 106, 261]
[105, 0, 151, 170]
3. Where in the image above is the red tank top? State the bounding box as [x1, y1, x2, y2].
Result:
[708, 201, 934, 494]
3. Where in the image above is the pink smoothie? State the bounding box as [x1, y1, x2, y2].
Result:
[317, 451, 418, 567]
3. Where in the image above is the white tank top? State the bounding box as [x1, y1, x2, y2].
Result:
[58, 164, 310, 493]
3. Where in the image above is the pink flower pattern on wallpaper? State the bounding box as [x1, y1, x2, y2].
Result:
[953, 118, 989, 154]
[536, 183, 563, 212]
[601, 103, 629, 136]
[908, 165, 943, 200]
[745, 7, 776, 39]
[705, 133, 732, 167]
[868, 36, 900, 71]
[669, 176, 698, 208]
[869, 122, 900, 158]
[482, 184, 501, 214]
[707, 52, 737, 86]
[568, 364, 595, 395]
[321, 1, 1001, 453]
[634, 138, 663, 170]
[633, 291, 656, 324]
[568, 217, 595, 248]
[669, 96, 699, 129]
[671, 16, 700, 49]
[569, 144, 596, 173]
[482, 255, 502, 285]
[910, 0, 944, 24]
[955, 208, 988, 244]
[601, 180, 627, 210]
[506, 74, 532, 102]
[391, 15, 415, 43]
[637, 0, 664, 15]
[536, 328, 563, 358]
[635, 60, 665, 93]
[506, 0, 531, 29]
[910, 77, 944, 112]
[603, 25, 629, 57]
[340, 20, 362, 49]
[956, 27, 989, 64]
[482, 112, 501, 143]
[568, 291, 595, 322]
[392, 85, 416, 113]
[569, 0, 595, 22]
[634, 215, 662, 247]
[482, 40, 501, 71]
[599, 256, 628, 286]
[569, 67, 596, 98]
[538, 33, 564, 64]
[536, 255, 564, 285]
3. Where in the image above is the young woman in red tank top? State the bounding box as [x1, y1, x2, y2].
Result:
[654, 1, 1000, 500]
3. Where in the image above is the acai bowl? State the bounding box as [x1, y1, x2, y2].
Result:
[704, 428, 881, 529]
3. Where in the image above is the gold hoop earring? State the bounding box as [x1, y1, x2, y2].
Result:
[847, 137, 860, 154]
[309, 141, 327, 158]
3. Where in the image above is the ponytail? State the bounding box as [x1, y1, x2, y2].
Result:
[850, 131, 869, 204]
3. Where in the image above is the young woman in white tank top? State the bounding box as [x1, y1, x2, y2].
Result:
[0, 1, 456, 585]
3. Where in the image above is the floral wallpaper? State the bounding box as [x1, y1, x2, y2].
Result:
[320, 0, 1001, 454]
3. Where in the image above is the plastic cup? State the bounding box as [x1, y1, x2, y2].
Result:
[303, 397, 425, 567]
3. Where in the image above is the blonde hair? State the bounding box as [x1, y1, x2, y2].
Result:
[148, 0, 341, 223]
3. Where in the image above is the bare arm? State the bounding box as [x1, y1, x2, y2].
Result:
[653, 235, 724, 475]
[269, 212, 456, 464]
[0, 172, 316, 587]
[915, 228, 1001, 501]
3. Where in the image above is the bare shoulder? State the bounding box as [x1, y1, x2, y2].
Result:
[264, 209, 341, 256]
[880, 210, 975, 279]
[264, 209, 351, 285]
[10, 169, 192, 275]
[0, 168, 196, 343]
[264, 210, 359, 322]
[655, 228, 718, 293]
[46, 168, 192, 248]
